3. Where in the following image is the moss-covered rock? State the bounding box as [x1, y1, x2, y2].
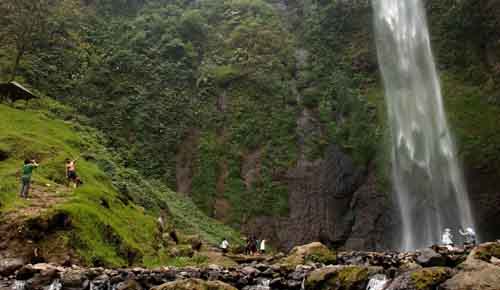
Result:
[441, 248, 500, 290]
[473, 242, 500, 262]
[282, 242, 336, 268]
[169, 245, 195, 258]
[410, 267, 453, 290]
[306, 265, 382, 290]
[151, 278, 237, 290]
[386, 267, 453, 290]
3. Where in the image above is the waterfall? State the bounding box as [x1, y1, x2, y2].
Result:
[13, 281, 26, 290]
[372, 0, 475, 250]
[48, 280, 62, 290]
[366, 274, 389, 290]
[243, 279, 271, 290]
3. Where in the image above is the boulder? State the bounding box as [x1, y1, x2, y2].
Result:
[61, 269, 87, 288]
[115, 279, 143, 290]
[386, 267, 453, 290]
[441, 245, 500, 290]
[151, 278, 237, 290]
[399, 261, 422, 273]
[473, 241, 500, 262]
[282, 242, 336, 268]
[169, 245, 194, 258]
[30, 271, 61, 290]
[240, 266, 259, 276]
[0, 258, 25, 276]
[416, 248, 446, 267]
[305, 265, 382, 290]
[90, 274, 111, 290]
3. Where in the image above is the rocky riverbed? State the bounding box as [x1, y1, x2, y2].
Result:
[1, 241, 500, 290]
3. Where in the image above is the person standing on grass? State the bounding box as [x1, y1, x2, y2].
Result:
[20, 159, 38, 199]
[65, 158, 82, 188]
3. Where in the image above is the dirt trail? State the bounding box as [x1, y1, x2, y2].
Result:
[2, 183, 71, 222]
[0, 183, 72, 261]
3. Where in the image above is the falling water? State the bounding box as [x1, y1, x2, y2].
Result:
[13, 281, 26, 290]
[366, 274, 389, 290]
[372, 0, 475, 250]
[243, 279, 271, 290]
[48, 280, 62, 290]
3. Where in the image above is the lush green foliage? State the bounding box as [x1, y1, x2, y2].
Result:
[299, 0, 382, 166]
[0, 102, 240, 267]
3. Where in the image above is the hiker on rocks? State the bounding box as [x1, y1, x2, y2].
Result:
[249, 236, 258, 255]
[65, 158, 82, 188]
[244, 238, 251, 255]
[245, 236, 256, 255]
[441, 228, 454, 249]
[459, 227, 476, 247]
[259, 239, 266, 254]
[220, 238, 229, 254]
[19, 159, 39, 199]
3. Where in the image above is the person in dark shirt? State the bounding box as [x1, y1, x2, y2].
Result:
[20, 159, 38, 199]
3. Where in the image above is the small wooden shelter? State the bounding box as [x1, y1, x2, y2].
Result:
[0, 82, 38, 102]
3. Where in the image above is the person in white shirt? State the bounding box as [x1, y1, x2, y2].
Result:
[259, 239, 266, 254]
[220, 238, 229, 254]
[459, 227, 477, 247]
[442, 228, 454, 250]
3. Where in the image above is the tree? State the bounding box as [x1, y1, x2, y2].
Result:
[0, 0, 52, 81]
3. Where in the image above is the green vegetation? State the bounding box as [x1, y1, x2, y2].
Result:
[0, 102, 240, 267]
[0, 0, 299, 224]
[442, 73, 500, 173]
[410, 267, 453, 290]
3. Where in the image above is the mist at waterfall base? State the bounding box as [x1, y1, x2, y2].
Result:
[372, 0, 475, 250]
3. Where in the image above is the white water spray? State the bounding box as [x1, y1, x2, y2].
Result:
[366, 274, 389, 290]
[372, 0, 475, 250]
[48, 280, 62, 290]
[13, 281, 26, 290]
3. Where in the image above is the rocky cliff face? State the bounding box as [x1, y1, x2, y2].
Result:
[244, 145, 396, 252]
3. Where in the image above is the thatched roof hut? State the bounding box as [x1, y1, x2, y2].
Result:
[0, 82, 38, 102]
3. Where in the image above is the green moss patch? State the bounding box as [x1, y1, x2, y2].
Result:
[410, 267, 453, 290]
[474, 242, 500, 262]
[306, 266, 378, 290]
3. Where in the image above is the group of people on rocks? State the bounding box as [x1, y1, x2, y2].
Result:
[244, 236, 266, 255]
[18, 157, 83, 199]
[218, 236, 267, 256]
[441, 227, 477, 249]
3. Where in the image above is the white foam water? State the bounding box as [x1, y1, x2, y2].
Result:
[366, 274, 389, 290]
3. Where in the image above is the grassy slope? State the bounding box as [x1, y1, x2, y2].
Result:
[0, 101, 240, 267]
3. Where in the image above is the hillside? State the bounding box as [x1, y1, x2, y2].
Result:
[0, 101, 240, 267]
